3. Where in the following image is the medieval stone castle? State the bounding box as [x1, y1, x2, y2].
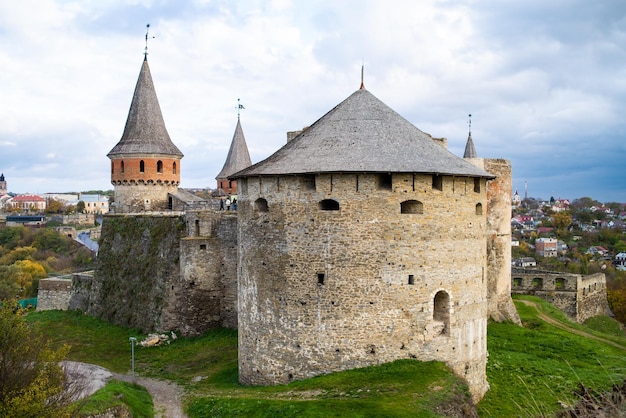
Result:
[59, 56, 524, 401]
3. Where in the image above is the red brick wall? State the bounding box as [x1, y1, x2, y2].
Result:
[111, 157, 181, 185]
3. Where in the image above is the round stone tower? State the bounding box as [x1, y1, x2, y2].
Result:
[108, 56, 183, 213]
[232, 86, 496, 401]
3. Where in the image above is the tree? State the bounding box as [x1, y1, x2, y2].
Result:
[553, 211, 572, 235]
[0, 304, 73, 417]
[76, 201, 85, 214]
[45, 198, 65, 214]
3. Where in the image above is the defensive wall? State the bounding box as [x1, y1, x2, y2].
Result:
[84, 211, 237, 335]
[37, 272, 94, 312]
[511, 268, 608, 322]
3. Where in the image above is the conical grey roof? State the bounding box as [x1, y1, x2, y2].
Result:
[216, 118, 252, 179]
[107, 58, 183, 158]
[463, 133, 478, 158]
[232, 88, 493, 179]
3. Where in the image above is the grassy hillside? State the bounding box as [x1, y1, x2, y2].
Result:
[27, 296, 626, 417]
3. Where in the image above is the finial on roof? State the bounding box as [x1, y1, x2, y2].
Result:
[463, 113, 478, 158]
[237, 98, 245, 119]
[360, 63, 365, 90]
[144, 24, 155, 61]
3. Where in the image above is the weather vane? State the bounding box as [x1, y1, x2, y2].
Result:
[237, 98, 245, 119]
[144, 24, 155, 60]
[468, 113, 472, 135]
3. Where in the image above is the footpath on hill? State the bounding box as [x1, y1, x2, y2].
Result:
[516, 299, 626, 351]
[65, 361, 186, 418]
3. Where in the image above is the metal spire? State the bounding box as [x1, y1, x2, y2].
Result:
[468, 113, 472, 136]
[237, 98, 245, 119]
[144, 24, 155, 61]
[360, 62, 365, 90]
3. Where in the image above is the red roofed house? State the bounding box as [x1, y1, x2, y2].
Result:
[8, 194, 47, 212]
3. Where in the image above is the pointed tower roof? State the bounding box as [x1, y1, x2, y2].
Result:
[232, 88, 493, 179]
[107, 58, 183, 158]
[216, 118, 252, 179]
[0, 173, 4, 181]
[463, 133, 478, 158]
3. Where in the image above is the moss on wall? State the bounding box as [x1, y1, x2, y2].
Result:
[88, 215, 185, 332]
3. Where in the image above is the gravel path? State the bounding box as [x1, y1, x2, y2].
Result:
[64, 361, 187, 418]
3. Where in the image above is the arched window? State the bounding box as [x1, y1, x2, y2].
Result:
[157, 160, 163, 173]
[475, 203, 483, 215]
[111, 161, 114, 175]
[173, 162, 177, 174]
[433, 291, 450, 336]
[121, 161, 125, 174]
[401, 200, 423, 214]
[255, 198, 269, 212]
[139, 160, 145, 173]
[319, 199, 340, 211]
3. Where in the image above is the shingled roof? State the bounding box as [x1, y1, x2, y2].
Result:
[216, 118, 252, 179]
[231, 88, 493, 179]
[107, 58, 183, 158]
[463, 133, 478, 158]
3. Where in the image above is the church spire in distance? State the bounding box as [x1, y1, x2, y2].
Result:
[463, 113, 478, 159]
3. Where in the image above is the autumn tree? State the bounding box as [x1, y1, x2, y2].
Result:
[553, 211, 572, 236]
[45, 198, 65, 214]
[76, 200, 85, 213]
[0, 304, 73, 418]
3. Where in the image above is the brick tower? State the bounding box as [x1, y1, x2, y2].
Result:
[107, 56, 183, 213]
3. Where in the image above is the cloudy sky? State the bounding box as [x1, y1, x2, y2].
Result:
[1, 0, 624, 202]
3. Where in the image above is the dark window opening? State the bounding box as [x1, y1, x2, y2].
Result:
[408, 275, 415, 285]
[139, 160, 145, 173]
[301, 175, 316, 190]
[433, 291, 450, 336]
[157, 160, 163, 173]
[111, 161, 115, 175]
[378, 173, 392, 190]
[168, 196, 173, 210]
[513, 278, 522, 287]
[533, 278, 543, 289]
[475, 203, 483, 215]
[319, 199, 339, 211]
[255, 198, 269, 212]
[195, 220, 200, 236]
[432, 174, 443, 191]
[474, 178, 481, 193]
[121, 161, 125, 173]
[556, 278, 565, 289]
[200, 244, 207, 250]
[318, 273, 325, 285]
[173, 162, 177, 174]
[401, 200, 423, 214]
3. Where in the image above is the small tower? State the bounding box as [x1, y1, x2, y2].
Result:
[107, 55, 183, 213]
[0, 173, 6, 195]
[215, 111, 251, 195]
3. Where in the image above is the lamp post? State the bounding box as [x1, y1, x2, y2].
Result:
[129, 337, 137, 384]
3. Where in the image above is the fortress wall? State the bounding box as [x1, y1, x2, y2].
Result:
[112, 183, 179, 213]
[37, 278, 72, 311]
[173, 210, 238, 336]
[237, 173, 490, 401]
[577, 273, 608, 322]
[88, 214, 185, 332]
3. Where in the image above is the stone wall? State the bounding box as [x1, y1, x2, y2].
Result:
[111, 183, 179, 213]
[162, 210, 238, 335]
[511, 269, 608, 322]
[88, 214, 185, 332]
[37, 272, 93, 311]
[37, 277, 73, 311]
[237, 172, 490, 401]
[88, 211, 238, 336]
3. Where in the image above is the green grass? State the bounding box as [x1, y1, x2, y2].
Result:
[27, 303, 626, 418]
[583, 315, 625, 337]
[477, 295, 626, 417]
[77, 380, 153, 417]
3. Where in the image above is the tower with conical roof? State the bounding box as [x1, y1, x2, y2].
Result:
[216, 115, 251, 196]
[108, 55, 183, 213]
[0, 173, 6, 195]
[232, 85, 502, 401]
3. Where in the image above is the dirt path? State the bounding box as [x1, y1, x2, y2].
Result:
[517, 299, 626, 351]
[64, 361, 186, 418]
[111, 372, 187, 418]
